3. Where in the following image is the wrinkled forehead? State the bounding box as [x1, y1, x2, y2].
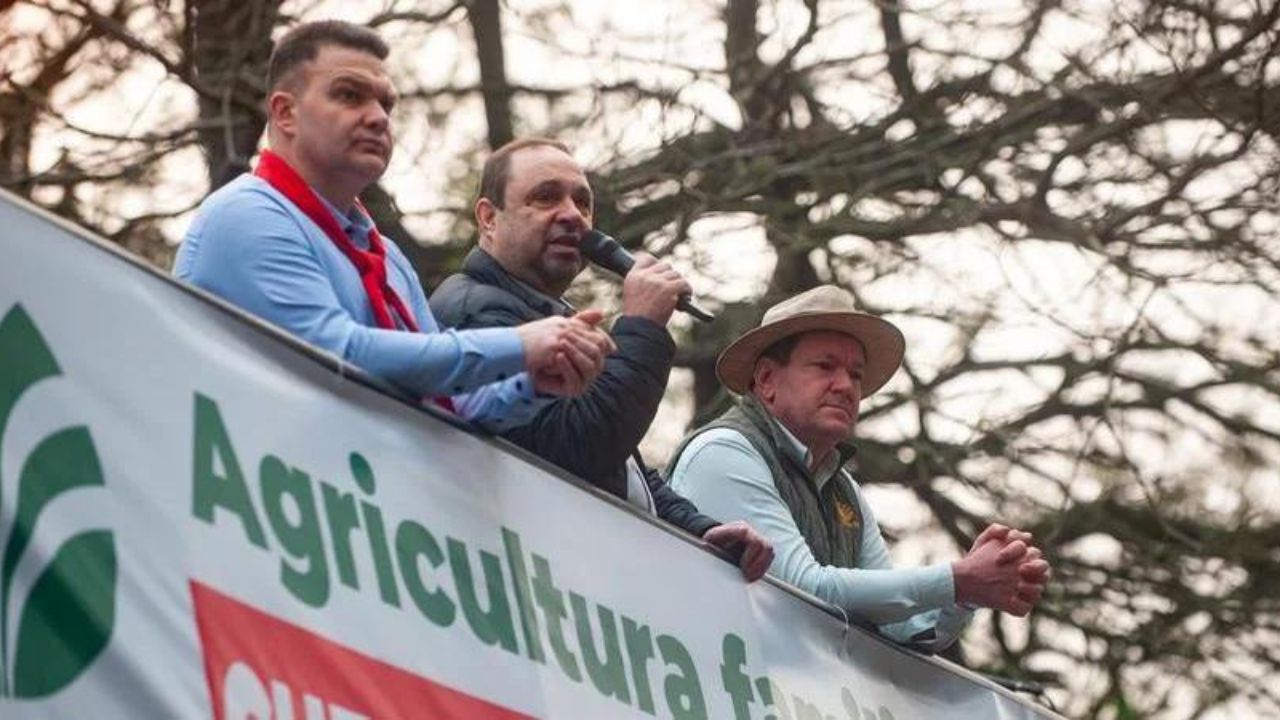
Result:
[505, 145, 590, 195]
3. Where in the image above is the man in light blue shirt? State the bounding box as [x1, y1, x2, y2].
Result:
[175, 21, 613, 429]
[668, 286, 1051, 651]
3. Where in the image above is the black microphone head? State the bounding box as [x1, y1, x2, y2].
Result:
[580, 230, 635, 275]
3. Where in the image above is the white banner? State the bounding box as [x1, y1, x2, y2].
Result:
[0, 189, 1056, 719]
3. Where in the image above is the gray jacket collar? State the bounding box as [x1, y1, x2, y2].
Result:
[461, 247, 574, 318]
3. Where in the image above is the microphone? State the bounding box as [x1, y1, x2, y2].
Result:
[580, 230, 715, 323]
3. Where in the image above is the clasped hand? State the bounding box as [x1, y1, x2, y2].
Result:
[952, 523, 1052, 616]
[516, 309, 617, 396]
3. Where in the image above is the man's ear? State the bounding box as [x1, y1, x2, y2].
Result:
[267, 91, 297, 137]
[475, 197, 498, 246]
[752, 359, 778, 405]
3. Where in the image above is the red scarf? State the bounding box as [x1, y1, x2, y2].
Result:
[254, 150, 456, 413]
[254, 149, 418, 332]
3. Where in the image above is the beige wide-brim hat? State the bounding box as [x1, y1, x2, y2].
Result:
[716, 285, 905, 396]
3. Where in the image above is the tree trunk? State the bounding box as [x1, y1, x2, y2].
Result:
[468, 0, 514, 149]
[189, 0, 277, 190]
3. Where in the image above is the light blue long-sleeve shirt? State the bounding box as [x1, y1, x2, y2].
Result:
[174, 174, 546, 430]
[668, 421, 972, 650]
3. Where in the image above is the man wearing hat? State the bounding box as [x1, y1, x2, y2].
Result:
[667, 285, 1050, 650]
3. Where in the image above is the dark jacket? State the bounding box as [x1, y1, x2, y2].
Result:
[431, 248, 718, 537]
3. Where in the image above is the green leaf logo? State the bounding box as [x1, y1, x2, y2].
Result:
[0, 304, 115, 698]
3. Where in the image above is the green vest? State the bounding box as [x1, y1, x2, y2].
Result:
[669, 396, 864, 567]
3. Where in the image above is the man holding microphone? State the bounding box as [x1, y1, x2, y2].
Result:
[431, 138, 773, 581]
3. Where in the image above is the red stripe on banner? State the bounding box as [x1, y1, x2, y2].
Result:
[190, 581, 535, 720]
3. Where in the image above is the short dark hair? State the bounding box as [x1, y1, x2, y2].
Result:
[747, 334, 802, 392]
[479, 137, 573, 208]
[759, 333, 803, 366]
[266, 20, 389, 92]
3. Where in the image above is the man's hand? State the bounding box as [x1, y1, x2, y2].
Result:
[516, 310, 616, 397]
[952, 523, 1051, 616]
[621, 253, 692, 326]
[701, 522, 775, 583]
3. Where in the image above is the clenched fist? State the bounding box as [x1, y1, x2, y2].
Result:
[702, 521, 775, 582]
[621, 253, 692, 326]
